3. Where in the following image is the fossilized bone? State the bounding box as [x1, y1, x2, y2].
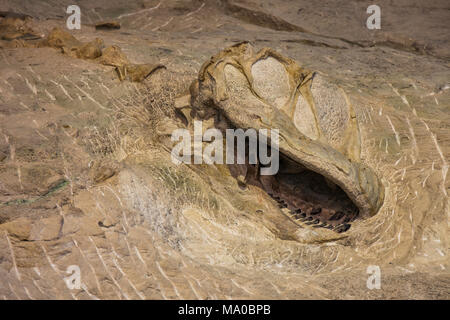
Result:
[177, 42, 384, 233]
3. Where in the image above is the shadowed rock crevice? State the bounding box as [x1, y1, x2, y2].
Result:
[219, 0, 309, 33]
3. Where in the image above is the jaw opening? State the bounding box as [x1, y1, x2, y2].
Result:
[228, 143, 360, 234]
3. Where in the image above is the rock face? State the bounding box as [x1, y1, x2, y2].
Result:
[0, 0, 449, 300]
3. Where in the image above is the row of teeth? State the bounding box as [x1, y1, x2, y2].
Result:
[269, 194, 351, 233]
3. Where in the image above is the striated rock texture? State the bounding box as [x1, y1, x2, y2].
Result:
[0, 0, 448, 299]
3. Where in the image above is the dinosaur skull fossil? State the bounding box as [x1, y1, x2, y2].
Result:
[179, 42, 385, 234]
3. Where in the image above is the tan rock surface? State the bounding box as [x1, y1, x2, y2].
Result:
[0, 0, 448, 300]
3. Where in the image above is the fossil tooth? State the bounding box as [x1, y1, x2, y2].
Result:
[295, 212, 301, 217]
[342, 216, 351, 223]
[311, 208, 322, 215]
[329, 211, 345, 221]
[313, 222, 328, 228]
[335, 223, 351, 233]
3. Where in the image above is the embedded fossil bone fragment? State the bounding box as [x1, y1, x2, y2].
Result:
[188, 42, 385, 232]
[36, 28, 165, 82]
[0, 13, 40, 42]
